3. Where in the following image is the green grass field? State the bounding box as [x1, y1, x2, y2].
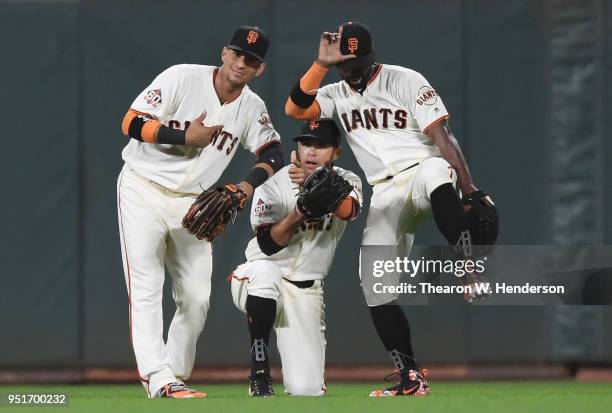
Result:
[1, 382, 611, 413]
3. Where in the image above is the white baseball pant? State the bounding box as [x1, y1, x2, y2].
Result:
[231, 260, 326, 396]
[117, 166, 212, 397]
[361, 157, 457, 306]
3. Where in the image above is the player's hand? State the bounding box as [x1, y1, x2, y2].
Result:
[289, 150, 308, 187]
[317, 26, 356, 67]
[185, 111, 223, 148]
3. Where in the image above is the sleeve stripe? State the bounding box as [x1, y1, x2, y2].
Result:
[423, 114, 450, 134]
[335, 196, 360, 221]
[255, 140, 282, 157]
[141, 120, 161, 143]
[121, 109, 160, 142]
[121, 110, 138, 137]
[284, 98, 322, 120]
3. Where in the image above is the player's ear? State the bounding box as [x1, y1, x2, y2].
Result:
[221, 47, 229, 63]
[254, 62, 266, 77]
[332, 147, 341, 161]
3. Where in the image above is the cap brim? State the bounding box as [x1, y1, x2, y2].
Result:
[226, 45, 264, 62]
[336, 51, 376, 71]
[293, 135, 338, 146]
[293, 134, 319, 142]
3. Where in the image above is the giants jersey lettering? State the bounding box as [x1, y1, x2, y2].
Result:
[245, 165, 363, 281]
[122, 64, 280, 193]
[316, 65, 448, 184]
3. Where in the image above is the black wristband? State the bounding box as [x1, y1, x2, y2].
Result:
[244, 166, 270, 189]
[157, 126, 186, 145]
[289, 81, 317, 108]
[256, 224, 284, 256]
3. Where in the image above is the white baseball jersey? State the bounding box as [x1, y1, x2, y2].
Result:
[122, 64, 280, 194]
[244, 165, 363, 281]
[316, 64, 449, 184]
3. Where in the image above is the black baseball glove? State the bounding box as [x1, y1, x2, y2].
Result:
[296, 165, 353, 219]
[182, 184, 247, 241]
[462, 190, 498, 255]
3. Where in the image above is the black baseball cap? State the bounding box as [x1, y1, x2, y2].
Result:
[337, 21, 376, 71]
[293, 119, 341, 147]
[226, 25, 269, 63]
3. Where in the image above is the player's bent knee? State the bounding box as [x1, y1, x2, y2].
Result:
[247, 278, 281, 302]
[231, 261, 283, 313]
[246, 261, 283, 302]
[175, 292, 210, 314]
[420, 157, 456, 197]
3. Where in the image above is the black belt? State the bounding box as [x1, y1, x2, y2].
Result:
[283, 278, 316, 289]
[383, 162, 420, 181]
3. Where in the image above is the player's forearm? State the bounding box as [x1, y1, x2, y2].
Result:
[238, 164, 273, 200]
[436, 134, 477, 195]
[121, 109, 186, 145]
[270, 209, 304, 246]
[239, 143, 283, 198]
[285, 62, 327, 119]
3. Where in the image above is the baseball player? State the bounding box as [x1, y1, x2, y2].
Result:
[117, 26, 284, 398]
[229, 119, 363, 396]
[285, 22, 497, 397]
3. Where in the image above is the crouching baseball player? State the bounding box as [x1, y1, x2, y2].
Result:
[229, 119, 363, 396]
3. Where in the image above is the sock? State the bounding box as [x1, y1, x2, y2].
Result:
[369, 301, 417, 371]
[246, 295, 276, 375]
[389, 349, 418, 374]
[430, 183, 470, 250]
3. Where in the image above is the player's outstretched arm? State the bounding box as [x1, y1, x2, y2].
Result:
[425, 121, 478, 195]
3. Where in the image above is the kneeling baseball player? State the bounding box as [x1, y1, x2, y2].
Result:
[229, 119, 363, 396]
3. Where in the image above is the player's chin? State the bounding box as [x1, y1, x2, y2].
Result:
[346, 78, 362, 87]
[305, 164, 322, 173]
[228, 73, 251, 86]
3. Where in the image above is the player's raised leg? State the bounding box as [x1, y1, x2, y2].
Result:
[412, 157, 467, 250]
[412, 157, 491, 301]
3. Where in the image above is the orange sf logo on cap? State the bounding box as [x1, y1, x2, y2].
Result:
[348, 37, 359, 53]
[247, 31, 259, 44]
[309, 120, 320, 129]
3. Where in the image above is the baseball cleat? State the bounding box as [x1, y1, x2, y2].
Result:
[249, 372, 275, 397]
[462, 272, 492, 303]
[369, 368, 430, 397]
[154, 382, 207, 398]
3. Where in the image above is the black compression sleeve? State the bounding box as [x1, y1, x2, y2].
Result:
[256, 224, 284, 256]
[257, 142, 284, 172]
[157, 126, 186, 145]
[244, 167, 270, 190]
